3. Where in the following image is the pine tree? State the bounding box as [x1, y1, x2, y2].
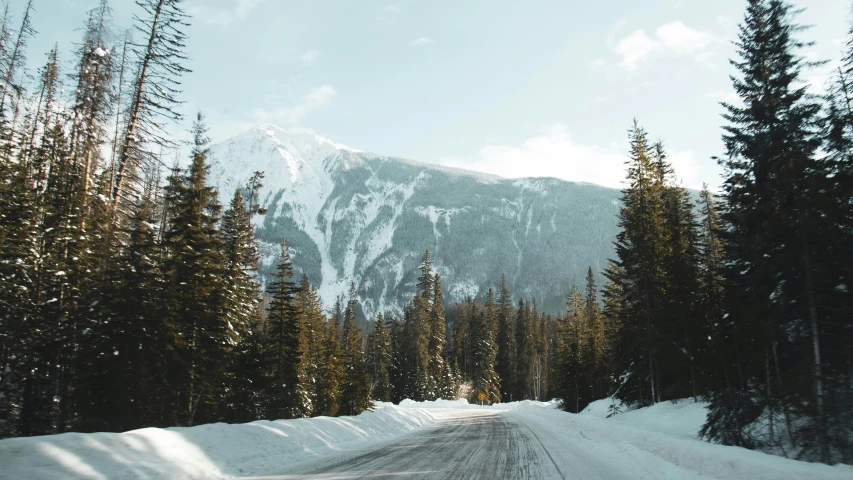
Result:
[339, 283, 370, 415]
[0, 119, 38, 437]
[696, 185, 727, 402]
[79, 190, 168, 432]
[823, 11, 853, 463]
[219, 187, 263, 422]
[313, 299, 342, 417]
[389, 315, 406, 403]
[656, 143, 704, 401]
[514, 298, 534, 400]
[68, 0, 114, 208]
[609, 120, 670, 407]
[161, 114, 225, 426]
[557, 286, 589, 413]
[495, 274, 516, 401]
[703, 0, 836, 461]
[111, 0, 190, 219]
[583, 267, 607, 401]
[453, 301, 471, 381]
[533, 301, 549, 401]
[0, 0, 35, 131]
[470, 291, 500, 404]
[264, 240, 306, 419]
[430, 275, 457, 399]
[366, 313, 392, 402]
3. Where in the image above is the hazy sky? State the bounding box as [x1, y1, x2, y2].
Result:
[24, 0, 851, 189]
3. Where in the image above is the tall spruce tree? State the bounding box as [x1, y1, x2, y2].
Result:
[703, 0, 837, 461]
[470, 291, 500, 404]
[264, 240, 306, 420]
[495, 275, 516, 401]
[609, 120, 670, 407]
[339, 283, 370, 415]
[219, 188, 263, 421]
[161, 114, 225, 426]
[514, 298, 534, 401]
[366, 313, 392, 402]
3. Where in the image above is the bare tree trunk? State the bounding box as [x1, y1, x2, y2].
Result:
[771, 341, 795, 447]
[111, 0, 165, 219]
[0, 0, 33, 116]
[766, 348, 775, 443]
[109, 33, 131, 196]
[802, 251, 828, 462]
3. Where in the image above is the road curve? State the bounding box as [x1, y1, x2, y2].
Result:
[257, 410, 627, 480]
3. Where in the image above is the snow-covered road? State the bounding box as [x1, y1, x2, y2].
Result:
[245, 401, 852, 480]
[262, 411, 580, 479]
[2, 399, 851, 480]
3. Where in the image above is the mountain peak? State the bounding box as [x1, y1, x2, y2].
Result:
[250, 125, 360, 157]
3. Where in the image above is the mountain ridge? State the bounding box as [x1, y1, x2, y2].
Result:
[208, 125, 623, 319]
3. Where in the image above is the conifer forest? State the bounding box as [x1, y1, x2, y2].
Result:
[0, 0, 852, 469]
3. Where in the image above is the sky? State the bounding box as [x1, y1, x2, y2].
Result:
[22, 0, 852, 190]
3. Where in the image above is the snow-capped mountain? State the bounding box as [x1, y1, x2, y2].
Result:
[208, 125, 622, 319]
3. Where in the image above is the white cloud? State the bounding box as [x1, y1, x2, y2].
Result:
[438, 125, 715, 190]
[615, 30, 661, 70]
[188, 0, 265, 28]
[378, 4, 401, 24]
[251, 85, 336, 125]
[409, 37, 435, 47]
[302, 49, 320, 63]
[655, 21, 715, 54]
[612, 21, 719, 70]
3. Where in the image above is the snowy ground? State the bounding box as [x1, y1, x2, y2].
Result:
[1, 399, 850, 479]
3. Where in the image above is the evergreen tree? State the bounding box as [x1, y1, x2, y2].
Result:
[609, 120, 670, 407]
[470, 291, 500, 404]
[514, 298, 534, 400]
[313, 298, 342, 417]
[533, 301, 549, 401]
[0, 0, 35, 131]
[703, 0, 837, 461]
[656, 144, 704, 401]
[453, 301, 471, 381]
[557, 286, 589, 413]
[161, 114, 225, 426]
[366, 313, 392, 402]
[389, 315, 406, 403]
[0, 120, 39, 438]
[339, 283, 370, 415]
[583, 267, 607, 401]
[495, 275, 516, 401]
[264, 240, 306, 419]
[79, 191, 168, 432]
[219, 187, 263, 422]
[111, 0, 190, 219]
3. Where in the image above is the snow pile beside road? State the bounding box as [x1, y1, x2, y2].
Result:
[0, 403, 438, 480]
[509, 401, 852, 480]
[582, 397, 710, 439]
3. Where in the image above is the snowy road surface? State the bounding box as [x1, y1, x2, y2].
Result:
[262, 411, 582, 479]
[1, 399, 851, 480]
[245, 402, 851, 480]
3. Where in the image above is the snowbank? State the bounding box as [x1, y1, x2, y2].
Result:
[0, 403, 438, 480]
[513, 400, 852, 480]
[582, 397, 710, 439]
[2, 398, 849, 480]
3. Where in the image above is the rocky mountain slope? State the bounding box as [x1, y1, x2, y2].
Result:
[208, 126, 622, 319]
